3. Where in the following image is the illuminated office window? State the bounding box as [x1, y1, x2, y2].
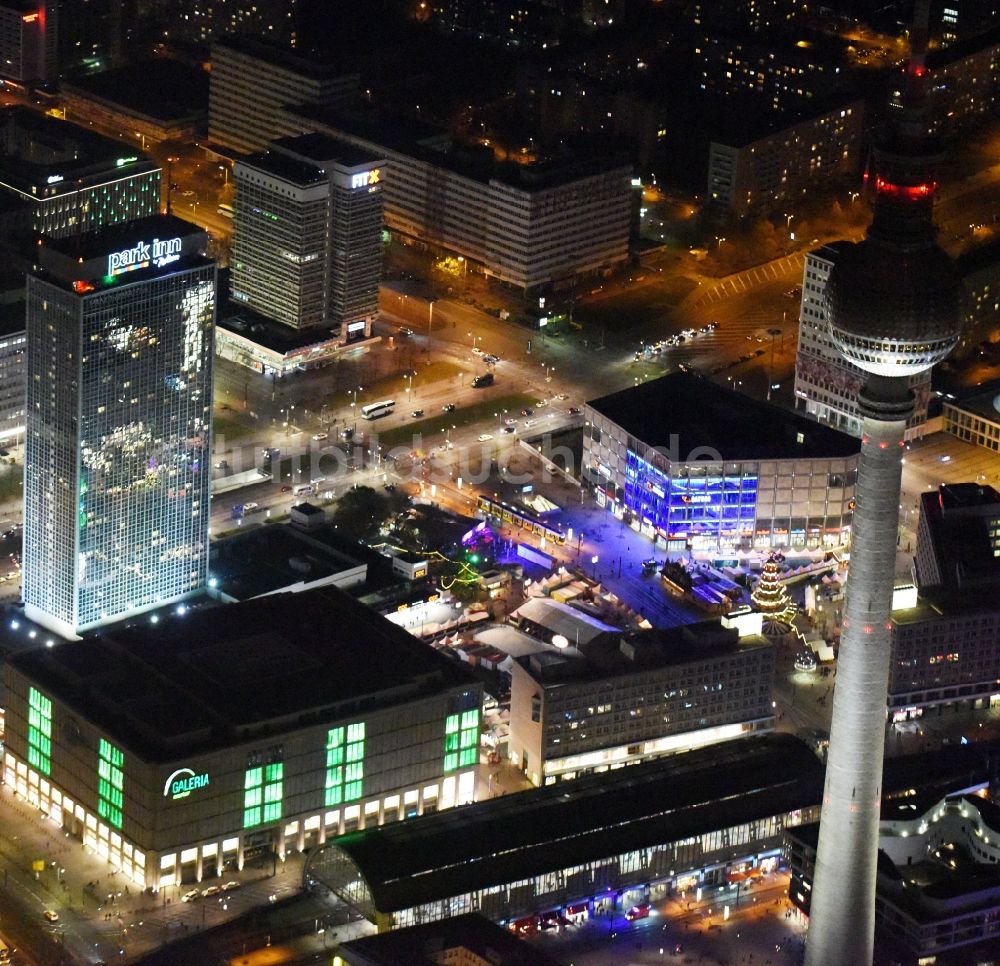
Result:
[244, 762, 283, 828]
[97, 737, 124, 829]
[444, 708, 480, 772]
[27, 687, 52, 775]
[326, 722, 365, 806]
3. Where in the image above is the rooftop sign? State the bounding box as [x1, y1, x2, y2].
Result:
[350, 168, 381, 189]
[108, 236, 182, 276]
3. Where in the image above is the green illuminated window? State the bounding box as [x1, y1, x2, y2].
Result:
[97, 737, 123, 829]
[444, 708, 480, 772]
[27, 687, 52, 776]
[325, 722, 365, 807]
[244, 762, 282, 828]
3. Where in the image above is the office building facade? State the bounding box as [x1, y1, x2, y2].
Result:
[208, 37, 359, 155]
[889, 483, 1000, 717]
[583, 372, 860, 551]
[509, 620, 774, 786]
[2, 588, 483, 889]
[0, 314, 25, 440]
[232, 134, 385, 336]
[0, 107, 160, 240]
[285, 108, 632, 292]
[943, 387, 1000, 452]
[794, 244, 932, 440]
[23, 215, 214, 637]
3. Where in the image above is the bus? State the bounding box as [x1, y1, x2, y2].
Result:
[217, 203, 234, 219]
[361, 400, 395, 420]
[476, 495, 567, 546]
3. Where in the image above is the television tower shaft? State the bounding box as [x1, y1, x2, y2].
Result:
[803, 377, 913, 966]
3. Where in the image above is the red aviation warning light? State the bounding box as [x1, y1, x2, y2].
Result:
[873, 174, 938, 201]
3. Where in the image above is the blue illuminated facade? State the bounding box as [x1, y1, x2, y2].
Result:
[625, 453, 759, 546]
[583, 375, 859, 552]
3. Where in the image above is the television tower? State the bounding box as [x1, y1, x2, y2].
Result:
[803, 3, 963, 964]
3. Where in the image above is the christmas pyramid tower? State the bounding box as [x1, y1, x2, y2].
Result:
[750, 553, 797, 635]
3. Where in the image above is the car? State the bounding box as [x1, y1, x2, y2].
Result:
[340, 428, 354, 440]
[484, 354, 499, 364]
[311, 432, 328, 441]
[535, 400, 546, 408]
[243, 502, 259, 511]
[472, 346, 484, 356]
[43, 909, 60, 922]
[503, 426, 516, 434]
[568, 406, 581, 415]
[214, 459, 228, 469]
[625, 904, 650, 921]
[411, 409, 424, 418]
[181, 189, 195, 197]
[0, 448, 9, 457]
[202, 885, 222, 898]
[383, 483, 396, 492]
[504, 418, 517, 426]
[399, 327, 414, 336]
[642, 558, 659, 574]
[707, 321, 719, 330]
[181, 890, 200, 903]
[477, 433, 494, 442]
[520, 408, 533, 417]
[280, 485, 292, 493]
[940, 454, 951, 462]
[556, 393, 568, 400]
[443, 403, 456, 413]
[221, 880, 241, 891]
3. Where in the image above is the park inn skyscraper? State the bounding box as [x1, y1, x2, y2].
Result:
[23, 214, 215, 638]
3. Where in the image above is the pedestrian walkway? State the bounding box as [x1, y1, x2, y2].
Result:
[690, 254, 805, 310]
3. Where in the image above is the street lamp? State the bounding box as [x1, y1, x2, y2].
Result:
[406, 372, 414, 397]
[767, 327, 783, 401]
[469, 331, 481, 354]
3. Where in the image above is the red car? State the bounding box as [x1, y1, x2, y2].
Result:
[625, 903, 650, 921]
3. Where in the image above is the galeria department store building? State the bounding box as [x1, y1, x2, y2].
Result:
[2, 588, 482, 889]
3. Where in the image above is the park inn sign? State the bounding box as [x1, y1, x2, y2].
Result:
[164, 767, 210, 801]
[107, 236, 183, 276]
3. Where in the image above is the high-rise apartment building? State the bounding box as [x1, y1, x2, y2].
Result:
[794, 244, 932, 440]
[707, 100, 864, 219]
[232, 134, 385, 338]
[23, 214, 215, 638]
[208, 36, 359, 156]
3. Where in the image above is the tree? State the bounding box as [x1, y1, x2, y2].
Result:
[331, 486, 390, 543]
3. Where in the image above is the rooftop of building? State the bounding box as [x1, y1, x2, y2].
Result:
[517, 620, 770, 688]
[915, 483, 1000, 598]
[586, 372, 860, 461]
[945, 382, 1000, 423]
[510, 597, 620, 647]
[213, 34, 362, 79]
[0, 106, 158, 195]
[209, 519, 367, 601]
[708, 92, 865, 148]
[327, 734, 826, 913]
[34, 213, 210, 290]
[271, 132, 382, 169]
[340, 913, 562, 966]
[62, 60, 208, 123]
[236, 148, 326, 187]
[216, 303, 343, 355]
[6, 586, 478, 762]
[289, 104, 632, 191]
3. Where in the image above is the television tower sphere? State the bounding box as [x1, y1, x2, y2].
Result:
[826, 235, 962, 377]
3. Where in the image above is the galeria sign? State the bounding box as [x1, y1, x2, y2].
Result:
[164, 767, 210, 800]
[107, 237, 182, 276]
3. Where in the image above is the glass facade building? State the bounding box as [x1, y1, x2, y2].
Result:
[23, 215, 215, 637]
[584, 373, 860, 552]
